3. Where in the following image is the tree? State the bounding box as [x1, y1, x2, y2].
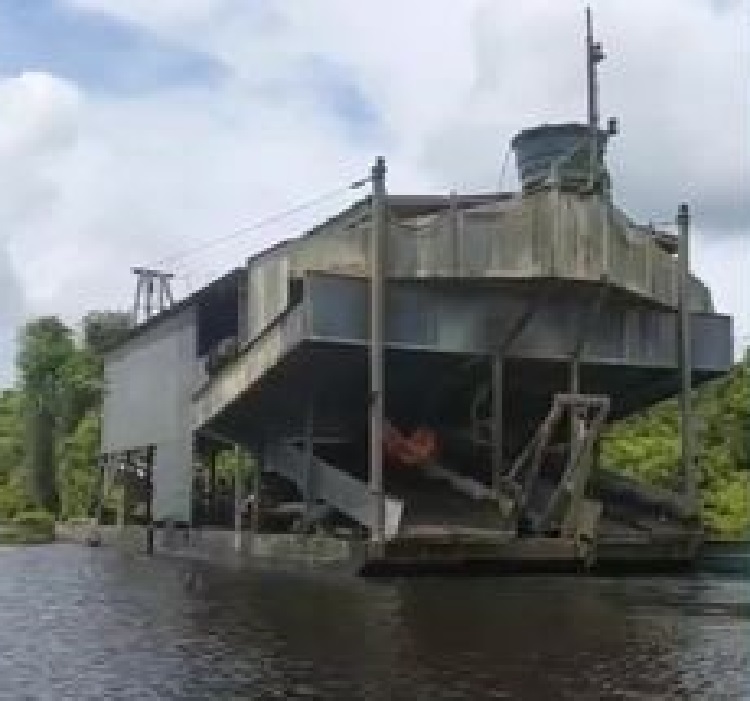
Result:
[17, 317, 75, 393]
[58, 411, 100, 521]
[1, 312, 132, 521]
[0, 390, 23, 483]
[0, 389, 30, 519]
[16, 317, 76, 512]
[81, 311, 132, 356]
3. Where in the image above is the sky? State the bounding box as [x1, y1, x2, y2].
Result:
[0, 0, 747, 386]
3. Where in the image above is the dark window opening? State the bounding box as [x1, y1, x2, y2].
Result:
[196, 278, 240, 358]
[289, 277, 304, 308]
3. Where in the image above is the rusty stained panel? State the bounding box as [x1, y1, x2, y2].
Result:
[460, 201, 539, 277]
[556, 192, 605, 280]
[390, 216, 454, 278]
[290, 223, 370, 277]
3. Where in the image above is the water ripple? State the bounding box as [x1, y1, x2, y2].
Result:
[0, 545, 747, 700]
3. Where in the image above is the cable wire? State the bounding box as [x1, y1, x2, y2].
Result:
[149, 177, 369, 269]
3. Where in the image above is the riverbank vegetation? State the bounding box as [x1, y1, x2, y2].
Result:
[0, 311, 748, 538]
[0, 510, 56, 545]
[0, 312, 130, 541]
[602, 352, 749, 537]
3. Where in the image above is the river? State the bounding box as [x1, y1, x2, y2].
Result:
[0, 544, 747, 700]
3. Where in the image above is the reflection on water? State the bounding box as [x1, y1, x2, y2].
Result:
[0, 544, 747, 700]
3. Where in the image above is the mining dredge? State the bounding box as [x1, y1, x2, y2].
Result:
[95, 11, 732, 571]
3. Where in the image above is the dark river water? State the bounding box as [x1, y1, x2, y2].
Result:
[0, 544, 747, 700]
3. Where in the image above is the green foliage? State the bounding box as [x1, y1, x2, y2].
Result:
[0, 390, 32, 521]
[12, 509, 55, 532]
[0, 476, 34, 521]
[58, 412, 100, 521]
[602, 355, 750, 536]
[57, 347, 103, 433]
[17, 316, 76, 397]
[0, 508, 56, 544]
[17, 317, 77, 511]
[0, 390, 23, 483]
[213, 449, 256, 491]
[24, 402, 58, 513]
[82, 311, 132, 356]
[6, 310, 130, 520]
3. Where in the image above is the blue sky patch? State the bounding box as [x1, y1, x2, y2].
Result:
[298, 55, 383, 142]
[0, 0, 225, 95]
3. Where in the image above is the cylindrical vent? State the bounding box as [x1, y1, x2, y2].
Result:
[511, 123, 609, 192]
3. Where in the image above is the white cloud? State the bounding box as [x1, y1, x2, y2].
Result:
[0, 71, 82, 385]
[0, 0, 747, 387]
[0, 250, 25, 387]
[0, 72, 81, 230]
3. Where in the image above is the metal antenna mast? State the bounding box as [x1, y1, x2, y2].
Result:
[131, 267, 175, 325]
[586, 7, 606, 190]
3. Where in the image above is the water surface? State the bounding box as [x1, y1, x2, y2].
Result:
[0, 544, 747, 699]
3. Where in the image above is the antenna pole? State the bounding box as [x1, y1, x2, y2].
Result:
[586, 7, 605, 190]
[586, 7, 598, 130]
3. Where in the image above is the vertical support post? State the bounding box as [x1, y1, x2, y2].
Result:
[550, 162, 562, 275]
[92, 457, 106, 525]
[209, 448, 217, 525]
[677, 203, 697, 511]
[233, 444, 243, 553]
[593, 437, 602, 473]
[491, 353, 504, 496]
[145, 278, 153, 320]
[449, 189, 460, 274]
[570, 358, 581, 395]
[569, 354, 581, 447]
[370, 157, 387, 545]
[145, 446, 154, 556]
[132, 278, 143, 325]
[116, 454, 127, 529]
[164, 276, 174, 306]
[304, 396, 315, 520]
[250, 445, 262, 535]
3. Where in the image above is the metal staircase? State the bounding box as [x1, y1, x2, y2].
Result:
[264, 443, 404, 540]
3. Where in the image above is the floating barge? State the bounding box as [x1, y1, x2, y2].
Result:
[91, 11, 733, 575]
